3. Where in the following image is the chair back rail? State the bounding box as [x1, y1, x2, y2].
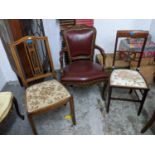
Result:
[113, 30, 149, 70]
[9, 36, 56, 88]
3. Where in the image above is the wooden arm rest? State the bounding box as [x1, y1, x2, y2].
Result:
[94, 45, 106, 66]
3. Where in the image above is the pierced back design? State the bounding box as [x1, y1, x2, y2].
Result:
[63, 25, 96, 62]
[9, 36, 56, 88]
[113, 30, 149, 70]
[24, 39, 43, 75]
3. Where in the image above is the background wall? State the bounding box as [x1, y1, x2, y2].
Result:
[150, 19, 155, 42]
[0, 39, 17, 90]
[43, 19, 152, 69]
[0, 19, 154, 87]
[0, 67, 6, 90]
[94, 19, 152, 53]
[43, 19, 61, 70]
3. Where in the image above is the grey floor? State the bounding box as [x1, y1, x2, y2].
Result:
[0, 79, 155, 135]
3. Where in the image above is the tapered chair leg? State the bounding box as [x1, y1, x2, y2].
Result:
[138, 89, 149, 116]
[141, 111, 155, 133]
[102, 80, 108, 101]
[129, 89, 132, 94]
[13, 97, 24, 120]
[28, 114, 38, 135]
[106, 86, 112, 113]
[69, 96, 76, 125]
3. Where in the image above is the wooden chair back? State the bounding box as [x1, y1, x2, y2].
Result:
[113, 30, 149, 70]
[63, 25, 96, 62]
[9, 36, 56, 88]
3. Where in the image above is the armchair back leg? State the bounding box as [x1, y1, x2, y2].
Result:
[106, 86, 112, 113]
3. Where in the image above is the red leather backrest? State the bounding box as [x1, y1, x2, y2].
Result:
[63, 26, 96, 60]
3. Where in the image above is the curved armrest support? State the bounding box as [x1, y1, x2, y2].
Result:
[59, 47, 67, 74]
[94, 45, 106, 66]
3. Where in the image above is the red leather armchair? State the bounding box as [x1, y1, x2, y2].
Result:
[60, 25, 108, 89]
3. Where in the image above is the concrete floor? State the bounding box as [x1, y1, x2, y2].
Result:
[0, 79, 155, 135]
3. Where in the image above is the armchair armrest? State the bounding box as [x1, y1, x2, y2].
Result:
[94, 45, 106, 66]
[59, 47, 67, 74]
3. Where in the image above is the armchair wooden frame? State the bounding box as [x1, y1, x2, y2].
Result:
[106, 30, 149, 116]
[60, 25, 108, 100]
[9, 36, 76, 134]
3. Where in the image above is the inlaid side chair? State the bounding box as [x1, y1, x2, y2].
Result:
[106, 30, 149, 115]
[0, 92, 24, 125]
[60, 25, 108, 98]
[9, 36, 76, 134]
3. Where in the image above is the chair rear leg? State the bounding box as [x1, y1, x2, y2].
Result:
[141, 111, 155, 133]
[106, 86, 112, 113]
[28, 114, 38, 135]
[129, 89, 132, 94]
[69, 96, 76, 125]
[102, 80, 108, 100]
[13, 97, 24, 120]
[138, 89, 149, 116]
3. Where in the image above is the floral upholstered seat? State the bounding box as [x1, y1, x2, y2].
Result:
[0, 92, 13, 123]
[26, 80, 71, 113]
[110, 69, 147, 88]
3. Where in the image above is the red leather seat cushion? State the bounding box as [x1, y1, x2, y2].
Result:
[61, 60, 108, 83]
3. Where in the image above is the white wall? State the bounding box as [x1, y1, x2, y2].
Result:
[0, 67, 6, 90]
[150, 19, 155, 42]
[42, 19, 152, 69]
[94, 19, 152, 53]
[43, 19, 61, 70]
[0, 39, 17, 87]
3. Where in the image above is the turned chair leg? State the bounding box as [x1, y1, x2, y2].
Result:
[13, 97, 24, 120]
[28, 114, 38, 135]
[138, 89, 149, 116]
[106, 86, 112, 113]
[141, 111, 155, 133]
[69, 96, 76, 125]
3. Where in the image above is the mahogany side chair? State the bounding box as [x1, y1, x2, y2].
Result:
[60, 25, 108, 98]
[106, 30, 149, 116]
[9, 36, 76, 134]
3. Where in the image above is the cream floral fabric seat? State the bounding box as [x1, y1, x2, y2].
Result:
[0, 92, 13, 123]
[110, 69, 147, 88]
[26, 80, 71, 113]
